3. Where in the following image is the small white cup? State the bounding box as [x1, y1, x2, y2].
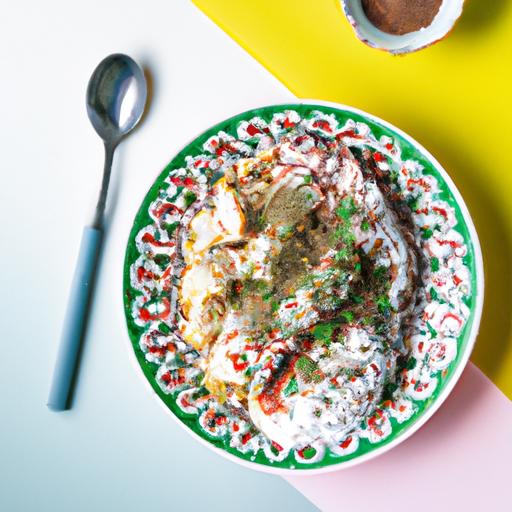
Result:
[341, 0, 465, 54]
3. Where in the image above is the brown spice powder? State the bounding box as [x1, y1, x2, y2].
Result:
[361, 0, 443, 36]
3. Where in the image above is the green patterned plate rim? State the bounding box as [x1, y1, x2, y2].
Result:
[123, 101, 483, 474]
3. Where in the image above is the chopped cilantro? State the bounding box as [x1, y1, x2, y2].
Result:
[374, 321, 388, 335]
[376, 295, 392, 315]
[334, 248, 349, 262]
[303, 174, 312, 184]
[332, 223, 356, 247]
[430, 257, 440, 272]
[283, 377, 298, 397]
[340, 310, 354, 323]
[361, 219, 370, 231]
[163, 221, 180, 236]
[335, 197, 358, 220]
[349, 293, 364, 304]
[373, 265, 388, 281]
[193, 372, 205, 387]
[407, 195, 421, 211]
[421, 228, 433, 239]
[183, 190, 197, 207]
[295, 356, 323, 384]
[406, 357, 417, 370]
[244, 366, 256, 377]
[312, 323, 335, 346]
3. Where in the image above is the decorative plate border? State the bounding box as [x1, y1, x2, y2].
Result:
[123, 101, 483, 474]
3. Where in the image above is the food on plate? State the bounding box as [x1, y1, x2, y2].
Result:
[176, 135, 421, 454]
[129, 108, 472, 467]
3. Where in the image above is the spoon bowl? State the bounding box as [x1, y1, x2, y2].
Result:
[86, 53, 147, 145]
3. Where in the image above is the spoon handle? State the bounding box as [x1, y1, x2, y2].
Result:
[47, 226, 102, 411]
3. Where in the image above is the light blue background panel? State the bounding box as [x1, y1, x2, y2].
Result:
[0, 1, 316, 510]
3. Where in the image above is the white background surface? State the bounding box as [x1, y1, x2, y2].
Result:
[0, 1, 316, 510]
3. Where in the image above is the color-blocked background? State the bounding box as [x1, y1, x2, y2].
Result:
[1, 1, 510, 510]
[193, 0, 512, 400]
[190, 2, 512, 508]
[0, 2, 314, 510]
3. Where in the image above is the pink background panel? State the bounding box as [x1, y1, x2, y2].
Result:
[286, 363, 512, 512]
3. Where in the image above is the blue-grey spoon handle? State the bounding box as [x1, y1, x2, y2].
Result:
[47, 226, 103, 411]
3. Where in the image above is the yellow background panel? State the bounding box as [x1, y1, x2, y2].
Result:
[194, 0, 512, 399]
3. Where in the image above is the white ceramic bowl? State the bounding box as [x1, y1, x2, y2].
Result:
[341, 0, 465, 54]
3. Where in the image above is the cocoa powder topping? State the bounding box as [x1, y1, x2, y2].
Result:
[361, 0, 443, 36]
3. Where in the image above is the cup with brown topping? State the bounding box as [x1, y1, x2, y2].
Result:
[342, 0, 465, 54]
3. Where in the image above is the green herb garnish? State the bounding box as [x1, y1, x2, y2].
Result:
[373, 265, 388, 281]
[295, 356, 323, 384]
[335, 197, 358, 220]
[349, 293, 364, 304]
[421, 228, 433, 239]
[406, 357, 417, 370]
[312, 323, 335, 346]
[283, 377, 299, 397]
[376, 295, 392, 315]
[340, 310, 354, 323]
[407, 195, 420, 211]
[183, 190, 197, 206]
[163, 221, 180, 236]
[426, 321, 438, 338]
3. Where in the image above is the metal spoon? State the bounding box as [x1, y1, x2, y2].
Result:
[48, 54, 147, 411]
